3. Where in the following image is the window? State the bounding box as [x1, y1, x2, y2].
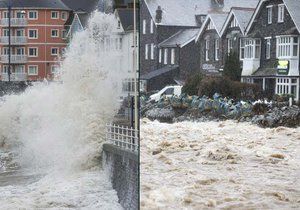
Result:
[51, 65, 59, 74]
[16, 47, 25, 55]
[150, 43, 155, 60]
[117, 21, 121, 29]
[122, 78, 135, 92]
[145, 44, 148, 60]
[277, 36, 299, 58]
[16, 11, 25, 18]
[207, 21, 214, 30]
[205, 39, 210, 61]
[278, 4, 284, 23]
[2, 47, 10, 55]
[51, 29, 59, 37]
[164, 49, 168, 64]
[163, 88, 174, 95]
[3, 29, 10, 36]
[28, 29, 38, 39]
[267, 6, 272, 24]
[159, 49, 162, 63]
[16, 29, 24, 36]
[230, 17, 238, 27]
[28, 11, 38, 19]
[61, 12, 67, 20]
[150, 20, 154, 34]
[171, 48, 175, 64]
[28, 66, 38, 75]
[62, 30, 67, 39]
[3, 11, 9, 18]
[51, 48, 59, 56]
[266, 38, 271, 59]
[215, 39, 219, 61]
[227, 38, 233, 54]
[15, 65, 25, 74]
[240, 39, 245, 60]
[143, 19, 146, 34]
[28, 47, 38, 57]
[51, 11, 59, 19]
[244, 39, 261, 59]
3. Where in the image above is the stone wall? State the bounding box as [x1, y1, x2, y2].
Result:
[102, 144, 138, 210]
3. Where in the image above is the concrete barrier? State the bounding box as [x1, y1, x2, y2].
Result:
[102, 143, 138, 210]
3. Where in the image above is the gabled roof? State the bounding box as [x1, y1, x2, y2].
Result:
[0, 0, 71, 10]
[195, 13, 228, 41]
[144, 0, 259, 27]
[115, 8, 139, 31]
[158, 28, 199, 48]
[220, 7, 255, 36]
[246, 0, 300, 35]
[61, 0, 98, 13]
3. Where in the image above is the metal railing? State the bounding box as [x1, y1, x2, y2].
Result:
[0, 36, 27, 45]
[1, 55, 27, 63]
[1, 73, 27, 81]
[1, 18, 27, 26]
[106, 123, 138, 152]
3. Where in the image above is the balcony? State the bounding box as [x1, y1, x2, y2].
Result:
[1, 55, 27, 64]
[1, 18, 27, 27]
[1, 73, 27, 81]
[0, 36, 27, 45]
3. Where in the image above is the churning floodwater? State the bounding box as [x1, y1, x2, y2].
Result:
[0, 12, 123, 209]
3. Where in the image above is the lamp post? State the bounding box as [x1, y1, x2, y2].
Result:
[133, 0, 138, 132]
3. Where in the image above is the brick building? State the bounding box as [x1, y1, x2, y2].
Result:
[0, 0, 72, 82]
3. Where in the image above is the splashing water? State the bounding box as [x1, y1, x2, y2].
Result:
[0, 12, 124, 209]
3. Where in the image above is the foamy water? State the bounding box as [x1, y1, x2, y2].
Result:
[141, 119, 300, 209]
[0, 11, 123, 209]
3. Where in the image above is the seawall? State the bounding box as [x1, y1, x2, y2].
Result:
[102, 144, 138, 210]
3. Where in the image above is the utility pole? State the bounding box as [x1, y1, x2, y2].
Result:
[133, 0, 138, 132]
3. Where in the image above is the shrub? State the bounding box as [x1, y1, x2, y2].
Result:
[182, 73, 204, 95]
[197, 76, 263, 100]
[223, 51, 242, 81]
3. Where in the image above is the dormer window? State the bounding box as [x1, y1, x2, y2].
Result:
[207, 21, 214, 30]
[117, 21, 121, 29]
[267, 5, 272, 24]
[278, 4, 284, 23]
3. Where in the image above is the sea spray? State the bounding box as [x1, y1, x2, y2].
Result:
[0, 11, 124, 173]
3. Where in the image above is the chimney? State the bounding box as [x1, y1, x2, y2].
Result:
[156, 6, 162, 23]
[211, 0, 224, 9]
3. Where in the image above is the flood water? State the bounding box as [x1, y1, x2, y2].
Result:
[141, 119, 300, 209]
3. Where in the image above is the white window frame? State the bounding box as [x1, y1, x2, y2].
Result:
[159, 49, 162, 63]
[215, 39, 219, 61]
[51, 47, 59, 56]
[267, 5, 273, 24]
[265, 37, 271, 59]
[3, 11, 9, 18]
[227, 38, 233, 54]
[145, 44, 148, 60]
[28, 10, 38, 20]
[28, 29, 38, 39]
[207, 21, 214, 30]
[51, 11, 59, 19]
[61, 11, 67, 20]
[51, 29, 59, 38]
[28, 65, 38, 76]
[205, 39, 210, 61]
[150, 20, 154, 34]
[143, 19, 146, 34]
[150, 43, 155, 60]
[51, 65, 59, 74]
[240, 39, 245, 60]
[62, 29, 67, 39]
[164, 48, 168, 64]
[244, 38, 261, 59]
[16, 47, 25, 55]
[16, 29, 25, 36]
[230, 17, 238, 27]
[15, 65, 25, 74]
[276, 36, 299, 58]
[278, 4, 284, 23]
[28, 47, 38, 57]
[171, 48, 175, 64]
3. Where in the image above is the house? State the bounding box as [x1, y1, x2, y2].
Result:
[195, 13, 228, 75]
[62, 0, 99, 37]
[114, 8, 139, 98]
[140, 0, 260, 92]
[220, 7, 255, 63]
[242, 0, 300, 101]
[0, 0, 71, 82]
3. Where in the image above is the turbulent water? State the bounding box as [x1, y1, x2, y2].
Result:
[0, 12, 123, 209]
[141, 119, 300, 209]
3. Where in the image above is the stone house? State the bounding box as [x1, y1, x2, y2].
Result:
[242, 0, 300, 101]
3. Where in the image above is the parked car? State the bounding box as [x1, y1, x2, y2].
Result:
[149, 85, 183, 102]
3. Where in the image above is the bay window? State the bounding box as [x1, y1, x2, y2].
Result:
[244, 39, 261, 59]
[276, 36, 299, 58]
